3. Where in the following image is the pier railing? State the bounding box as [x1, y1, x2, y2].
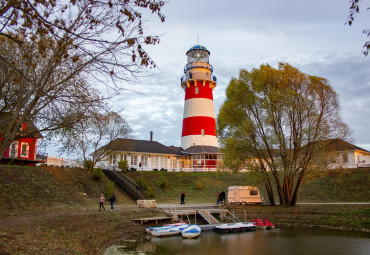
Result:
[102, 169, 147, 200]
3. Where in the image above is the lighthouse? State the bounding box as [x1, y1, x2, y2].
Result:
[180, 45, 218, 150]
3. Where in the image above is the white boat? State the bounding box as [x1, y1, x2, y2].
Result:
[181, 225, 201, 238]
[146, 222, 186, 234]
[151, 224, 189, 237]
[215, 222, 256, 233]
[233, 222, 256, 232]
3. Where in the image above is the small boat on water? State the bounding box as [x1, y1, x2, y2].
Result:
[151, 224, 189, 237]
[233, 222, 256, 232]
[215, 222, 256, 233]
[181, 225, 201, 238]
[215, 223, 240, 233]
[252, 219, 275, 229]
[146, 222, 186, 234]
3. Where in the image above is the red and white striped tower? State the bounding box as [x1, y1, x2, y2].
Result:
[180, 45, 218, 149]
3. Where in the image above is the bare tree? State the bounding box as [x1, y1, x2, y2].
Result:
[0, 0, 165, 157]
[58, 111, 131, 172]
[217, 63, 349, 206]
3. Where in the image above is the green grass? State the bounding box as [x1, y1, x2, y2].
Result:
[0, 165, 134, 216]
[124, 168, 370, 203]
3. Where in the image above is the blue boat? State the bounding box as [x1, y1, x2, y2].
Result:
[181, 225, 201, 238]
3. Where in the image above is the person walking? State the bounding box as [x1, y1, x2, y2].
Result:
[99, 194, 105, 211]
[109, 193, 116, 211]
[216, 192, 221, 204]
[180, 191, 185, 204]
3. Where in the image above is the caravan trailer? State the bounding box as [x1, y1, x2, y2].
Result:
[227, 186, 263, 204]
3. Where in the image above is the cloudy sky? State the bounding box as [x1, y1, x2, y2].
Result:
[49, 0, 370, 156]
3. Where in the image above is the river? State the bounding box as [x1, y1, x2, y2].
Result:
[104, 227, 370, 255]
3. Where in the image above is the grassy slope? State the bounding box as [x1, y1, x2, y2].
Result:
[0, 165, 134, 216]
[124, 168, 370, 203]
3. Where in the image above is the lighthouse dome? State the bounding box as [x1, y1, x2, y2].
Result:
[186, 45, 210, 55]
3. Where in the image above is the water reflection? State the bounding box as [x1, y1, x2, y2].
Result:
[105, 228, 370, 255]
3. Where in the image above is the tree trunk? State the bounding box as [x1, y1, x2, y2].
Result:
[290, 170, 305, 206]
[264, 179, 275, 206]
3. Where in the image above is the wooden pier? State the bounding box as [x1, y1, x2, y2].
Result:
[132, 216, 172, 224]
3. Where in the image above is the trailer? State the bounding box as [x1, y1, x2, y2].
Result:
[227, 186, 263, 205]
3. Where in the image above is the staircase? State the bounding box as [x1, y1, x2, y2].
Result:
[197, 209, 220, 224]
[102, 170, 147, 200]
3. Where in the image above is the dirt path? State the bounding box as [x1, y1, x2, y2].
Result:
[0, 204, 141, 230]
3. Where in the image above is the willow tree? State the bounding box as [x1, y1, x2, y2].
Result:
[217, 63, 349, 206]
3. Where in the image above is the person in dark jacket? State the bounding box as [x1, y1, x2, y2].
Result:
[109, 193, 116, 211]
[180, 191, 185, 204]
[220, 190, 226, 204]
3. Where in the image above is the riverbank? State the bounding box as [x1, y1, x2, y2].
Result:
[0, 203, 369, 254]
[0, 165, 369, 254]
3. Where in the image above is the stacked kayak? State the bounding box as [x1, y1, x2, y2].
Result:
[151, 224, 189, 237]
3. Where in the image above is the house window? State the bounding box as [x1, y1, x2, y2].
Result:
[342, 153, 348, 163]
[142, 155, 148, 166]
[171, 159, 176, 169]
[20, 143, 29, 157]
[113, 154, 117, 164]
[201, 129, 205, 136]
[9, 142, 18, 158]
[161, 156, 167, 168]
[195, 87, 199, 94]
[131, 155, 137, 166]
[151, 156, 158, 167]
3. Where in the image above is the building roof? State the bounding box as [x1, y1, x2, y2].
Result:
[182, 145, 221, 154]
[99, 138, 180, 155]
[168, 146, 184, 154]
[322, 138, 369, 153]
[186, 45, 210, 54]
[0, 114, 42, 138]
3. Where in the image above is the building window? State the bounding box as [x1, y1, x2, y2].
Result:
[151, 156, 158, 168]
[161, 156, 166, 168]
[342, 153, 348, 163]
[131, 155, 137, 166]
[9, 142, 18, 158]
[250, 190, 258, 196]
[201, 129, 205, 136]
[142, 155, 148, 166]
[20, 143, 29, 157]
[195, 87, 199, 94]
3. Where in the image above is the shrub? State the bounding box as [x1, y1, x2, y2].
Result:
[92, 168, 104, 181]
[105, 181, 115, 197]
[118, 160, 128, 171]
[195, 181, 203, 190]
[159, 176, 169, 189]
[153, 168, 158, 171]
[84, 159, 94, 172]
[129, 167, 137, 172]
[146, 186, 155, 198]
[160, 168, 167, 172]
[135, 177, 147, 190]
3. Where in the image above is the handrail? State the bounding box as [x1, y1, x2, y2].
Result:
[184, 61, 212, 72]
[181, 73, 217, 83]
[102, 169, 147, 200]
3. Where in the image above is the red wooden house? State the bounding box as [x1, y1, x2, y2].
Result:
[0, 119, 43, 166]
